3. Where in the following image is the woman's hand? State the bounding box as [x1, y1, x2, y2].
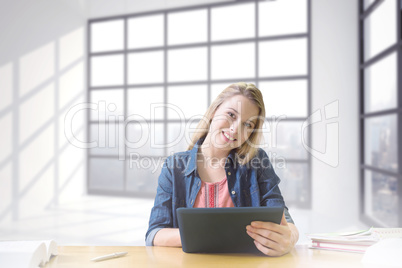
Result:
[153, 228, 182, 247]
[246, 213, 298, 257]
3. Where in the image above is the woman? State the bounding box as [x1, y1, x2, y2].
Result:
[145, 82, 299, 256]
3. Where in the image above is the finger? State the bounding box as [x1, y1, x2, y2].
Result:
[253, 240, 281, 257]
[251, 221, 277, 229]
[251, 221, 287, 234]
[246, 229, 281, 251]
[247, 225, 283, 244]
[280, 212, 288, 226]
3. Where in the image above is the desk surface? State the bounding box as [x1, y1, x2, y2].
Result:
[45, 245, 371, 268]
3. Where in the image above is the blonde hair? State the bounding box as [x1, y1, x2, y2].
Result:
[187, 82, 266, 165]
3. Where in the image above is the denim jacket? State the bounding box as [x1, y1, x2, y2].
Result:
[145, 138, 294, 246]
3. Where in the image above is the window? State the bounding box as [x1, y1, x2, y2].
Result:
[359, 0, 402, 226]
[87, 0, 311, 207]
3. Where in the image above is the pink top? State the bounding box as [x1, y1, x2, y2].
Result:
[193, 176, 235, 208]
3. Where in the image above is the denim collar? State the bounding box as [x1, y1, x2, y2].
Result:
[184, 137, 237, 176]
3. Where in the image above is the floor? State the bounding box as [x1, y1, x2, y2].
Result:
[0, 195, 369, 246]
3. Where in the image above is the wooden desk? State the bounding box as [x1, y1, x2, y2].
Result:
[46, 245, 368, 268]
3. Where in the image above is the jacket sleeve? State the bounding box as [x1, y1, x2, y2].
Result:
[145, 156, 175, 246]
[256, 149, 295, 224]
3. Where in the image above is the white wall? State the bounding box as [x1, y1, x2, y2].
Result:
[311, 0, 360, 230]
[0, 0, 88, 222]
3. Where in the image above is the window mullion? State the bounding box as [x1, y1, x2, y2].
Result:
[164, 12, 168, 157]
[396, 0, 402, 226]
[207, 7, 211, 107]
[255, 0, 259, 88]
[123, 18, 128, 190]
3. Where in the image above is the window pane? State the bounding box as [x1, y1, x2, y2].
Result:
[168, 9, 207, 45]
[91, 20, 124, 52]
[364, 115, 398, 172]
[127, 87, 164, 120]
[90, 123, 125, 156]
[364, 0, 397, 61]
[126, 156, 161, 193]
[128, 51, 164, 84]
[259, 80, 308, 117]
[89, 158, 124, 190]
[364, 170, 398, 227]
[364, 52, 397, 113]
[128, 15, 164, 49]
[91, 55, 124, 87]
[259, 0, 307, 36]
[167, 120, 199, 154]
[90, 89, 124, 121]
[273, 162, 308, 204]
[211, 43, 255, 80]
[126, 122, 164, 156]
[262, 121, 307, 160]
[211, 3, 255, 41]
[211, 83, 230, 103]
[259, 39, 307, 77]
[167, 85, 207, 119]
[168, 47, 207, 82]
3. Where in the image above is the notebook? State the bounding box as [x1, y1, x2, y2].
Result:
[177, 206, 283, 253]
[0, 240, 57, 268]
[307, 228, 402, 253]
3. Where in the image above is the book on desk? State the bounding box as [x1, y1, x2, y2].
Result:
[0, 240, 57, 268]
[307, 227, 402, 253]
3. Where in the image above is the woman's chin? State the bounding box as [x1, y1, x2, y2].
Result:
[207, 133, 241, 150]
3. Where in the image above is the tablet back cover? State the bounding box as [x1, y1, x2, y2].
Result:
[177, 207, 283, 253]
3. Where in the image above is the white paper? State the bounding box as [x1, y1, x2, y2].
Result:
[361, 238, 402, 267]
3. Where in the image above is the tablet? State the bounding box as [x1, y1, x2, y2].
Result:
[177, 206, 284, 253]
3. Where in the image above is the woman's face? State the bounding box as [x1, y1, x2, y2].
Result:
[208, 94, 260, 151]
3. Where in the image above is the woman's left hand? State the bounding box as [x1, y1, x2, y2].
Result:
[246, 213, 297, 257]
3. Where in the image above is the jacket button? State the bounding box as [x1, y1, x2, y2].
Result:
[228, 172, 231, 176]
[231, 191, 235, 195]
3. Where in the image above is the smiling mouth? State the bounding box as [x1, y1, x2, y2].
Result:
[222, 131, 237, 141]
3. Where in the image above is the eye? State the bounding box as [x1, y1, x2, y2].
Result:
[244, 122, 252, 128]
[228, 112, 236, 119]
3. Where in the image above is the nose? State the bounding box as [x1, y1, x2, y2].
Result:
[230, 121, 239, 135]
